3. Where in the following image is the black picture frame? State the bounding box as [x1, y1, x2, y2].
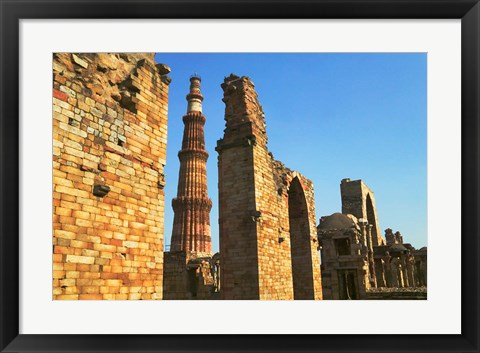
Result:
[1, 1, 479, 352]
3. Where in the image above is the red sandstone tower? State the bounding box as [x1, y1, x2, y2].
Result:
[170, 75, 212, 254]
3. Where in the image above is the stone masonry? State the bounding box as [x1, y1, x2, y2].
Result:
[53, 56, 423, 301]
[340, 178, 384, 246]
[318, 213, 373, 299]
[52, 53, 170, 300]
[319, 178, 427, 300]
[216, 74, 322, 300]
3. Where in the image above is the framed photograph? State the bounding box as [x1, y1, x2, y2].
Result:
[1, 0, 478, 352]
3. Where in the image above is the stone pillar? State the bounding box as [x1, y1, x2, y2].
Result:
[382, 252, 393, 287]
[398, 263, 405, 288]
[375, 258, 386, 287]
[421, 259, 428, 287]
[366, 224, 377, 287]
[406, 252, 416, 288]
[170, 75, 212, 254]
[359, 220, 368, 255]
[400, 253, 410, 287]
[391, 257, 402, 287]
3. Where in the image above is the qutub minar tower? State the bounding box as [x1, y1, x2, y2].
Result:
[170, 75, 212, 254]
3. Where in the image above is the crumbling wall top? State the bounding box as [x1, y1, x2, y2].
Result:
[220, 74, 266, 138]
[54, 53, 171, 108]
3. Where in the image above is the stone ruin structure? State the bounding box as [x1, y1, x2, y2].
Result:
[52, 57, 323, 301]
[52, 55, 424, 301]
[317, 212, 371, 299]
[216, 74, 322, 300]
[412, 246, 428, 287]
[163, 76, 216, 299]
[318, 178, 427, 300]
[52, 53, 171, 299]
[373, 229, 427, 289]
[340, 178, 383, 246]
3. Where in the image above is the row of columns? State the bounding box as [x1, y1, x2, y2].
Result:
[358, 224, 425, 289]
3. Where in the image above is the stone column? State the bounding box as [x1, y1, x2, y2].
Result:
[367, 224, 377, 287]
[406, 252, 416, 288]
[375, 258, 386, 287]
[359, 220, 368, 256]
[400, 253, 409, 287]
[382, 252, 393, 287]
[421, 259, 428, 287]
[398, 262, 405, 288]
[391, 256, 400, 287]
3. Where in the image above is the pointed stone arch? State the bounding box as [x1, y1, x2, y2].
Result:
[288, 176, 315, 299]
[365, 193, 379, 245]
[217, 75, 322, 299]
[340, 179, 384, 246]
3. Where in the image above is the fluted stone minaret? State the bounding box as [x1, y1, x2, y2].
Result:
[170, 75, 212, 254]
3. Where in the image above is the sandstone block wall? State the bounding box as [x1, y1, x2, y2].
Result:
[217, 115, 261, 299]
[274, 163, 322, 299]
[52, 53, 170, 300]
[217, 75, 322, 300]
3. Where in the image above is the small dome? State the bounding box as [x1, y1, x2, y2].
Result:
[388, 243, 408, 253]
[318, 213, 355, 230]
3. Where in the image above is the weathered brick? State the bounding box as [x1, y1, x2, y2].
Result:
[53, 53, 167, 300]
[56, 185, 89, 198]
[65, 255, 95, 265]
[53, 88, 69, 102]
[215, 75, 322, 300]
[56, 294, 79, 300]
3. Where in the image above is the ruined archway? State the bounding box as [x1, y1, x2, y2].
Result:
[340, 178, 384, 246]
[288, 177, 315, 299]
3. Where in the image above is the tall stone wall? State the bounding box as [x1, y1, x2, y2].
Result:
[217, 75, 322, 300]
[340, 178, 384, 246]
[52, 53, 170, 300]
[216, 76, 263, 299]
[274, 163, 322, 299]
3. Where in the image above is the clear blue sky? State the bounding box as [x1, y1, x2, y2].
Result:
[154, 53, 427, 252]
